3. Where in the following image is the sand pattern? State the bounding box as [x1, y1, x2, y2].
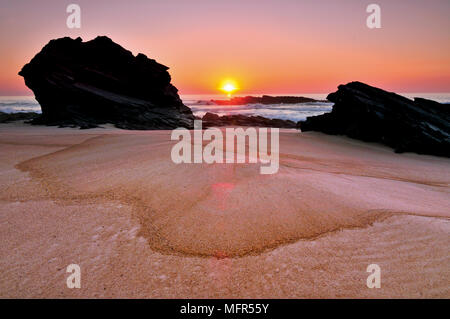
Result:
[0, 123, 449, 297]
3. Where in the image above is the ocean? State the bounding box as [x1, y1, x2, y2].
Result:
[1, 93, 449, 123]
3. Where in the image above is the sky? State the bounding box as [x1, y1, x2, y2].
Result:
[0, 0, 449, 95]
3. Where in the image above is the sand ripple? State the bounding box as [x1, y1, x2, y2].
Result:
[14, 130, 450, 257]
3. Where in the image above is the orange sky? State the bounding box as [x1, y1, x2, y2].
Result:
[0, 0, 449, 95]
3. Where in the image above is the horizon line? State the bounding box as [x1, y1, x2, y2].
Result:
[2, 91, 450, 97]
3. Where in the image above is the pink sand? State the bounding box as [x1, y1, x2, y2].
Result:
[0, 122, 449, 298]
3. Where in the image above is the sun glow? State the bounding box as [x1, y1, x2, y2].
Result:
[220, 80, 238, 97]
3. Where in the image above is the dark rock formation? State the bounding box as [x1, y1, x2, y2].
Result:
[19, 36, 194, 129]
[0, 111, 40, 123]
[202, 112, 297, 128]
[211, 95, 323, 105]
[300, 81, 450, 157]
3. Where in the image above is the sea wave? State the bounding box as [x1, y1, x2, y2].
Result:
[1, 94, 448, 123]
[188, 101, 333, 122]
[0, 97, 333, 122]
[0, 98, 42, 114]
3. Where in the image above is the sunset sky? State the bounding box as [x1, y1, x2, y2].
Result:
[0, 0, 449, 95]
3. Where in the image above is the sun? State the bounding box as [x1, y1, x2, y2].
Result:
[220, 80, 238, 97]
[223, 83, 236, 93]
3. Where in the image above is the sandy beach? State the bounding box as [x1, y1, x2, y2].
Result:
[0, 122, 449, 298]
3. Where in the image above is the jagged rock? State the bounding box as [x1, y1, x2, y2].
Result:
[300, 81, 450, 157]
[202, 112, 297, 128]
[211, 95, 323, 105]
[19, 36, 194, 129]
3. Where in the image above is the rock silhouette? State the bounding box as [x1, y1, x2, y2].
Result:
[201, 112, 297, 128]
[19, 36, 194, 129]
[300, 81, 450, 157]
[211, 95, 324, 105]
[0, 111, 40, 123]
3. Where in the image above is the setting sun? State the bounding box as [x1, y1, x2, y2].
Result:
[223, 83, 236, 93]
[220, 80, 239, 96]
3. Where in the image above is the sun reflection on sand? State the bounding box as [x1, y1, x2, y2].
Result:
[211, 182, 235, 211]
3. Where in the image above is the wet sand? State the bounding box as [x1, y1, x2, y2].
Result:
[0, 122, 449, 298]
